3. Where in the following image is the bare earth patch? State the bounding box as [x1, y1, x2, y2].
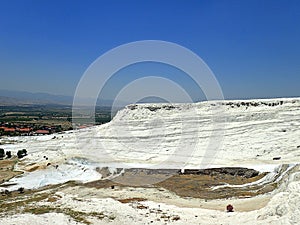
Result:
[0, 158, 23, 185]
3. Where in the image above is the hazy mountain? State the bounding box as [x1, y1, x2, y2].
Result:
[0, 90, 129, 106]
[0, 96, 35, 106]
[0, 89, 73, 105]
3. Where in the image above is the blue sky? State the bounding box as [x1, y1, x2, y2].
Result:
[0, 0, 299, 100]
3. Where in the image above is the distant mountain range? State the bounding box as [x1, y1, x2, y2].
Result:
[0, 90, 125, 106]
[0, 90, 198, 107]
[0, 89, 73, 105]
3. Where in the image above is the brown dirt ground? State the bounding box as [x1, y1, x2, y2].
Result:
[84, 169, 274, 200]
[0, 158, 23, 185]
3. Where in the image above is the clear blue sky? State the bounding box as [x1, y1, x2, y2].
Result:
[0, 0, 299, 100]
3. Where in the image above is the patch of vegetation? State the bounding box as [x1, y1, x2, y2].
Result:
[23, 206, 92, 224]
[118, 197, 147, 203]
[0, 189, 115, 224]
[17, 149, 27, 159]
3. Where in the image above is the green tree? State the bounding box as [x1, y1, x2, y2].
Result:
[17, 149, 27, 158]
[0, 148, 5, 159]
[6, 151, 11, 159]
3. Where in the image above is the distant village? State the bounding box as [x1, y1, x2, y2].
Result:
[0, 105, 112, 136]
[0, 123, 66, 136]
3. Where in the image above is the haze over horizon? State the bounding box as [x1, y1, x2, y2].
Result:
[0, 0, 299, 102]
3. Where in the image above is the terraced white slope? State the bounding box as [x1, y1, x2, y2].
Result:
[4, 97, 300, 169]
[1, 97, 299, 190]
[98, 97, 300, 169]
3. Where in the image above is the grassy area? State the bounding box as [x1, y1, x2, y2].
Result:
[0, 184, 115, 224]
